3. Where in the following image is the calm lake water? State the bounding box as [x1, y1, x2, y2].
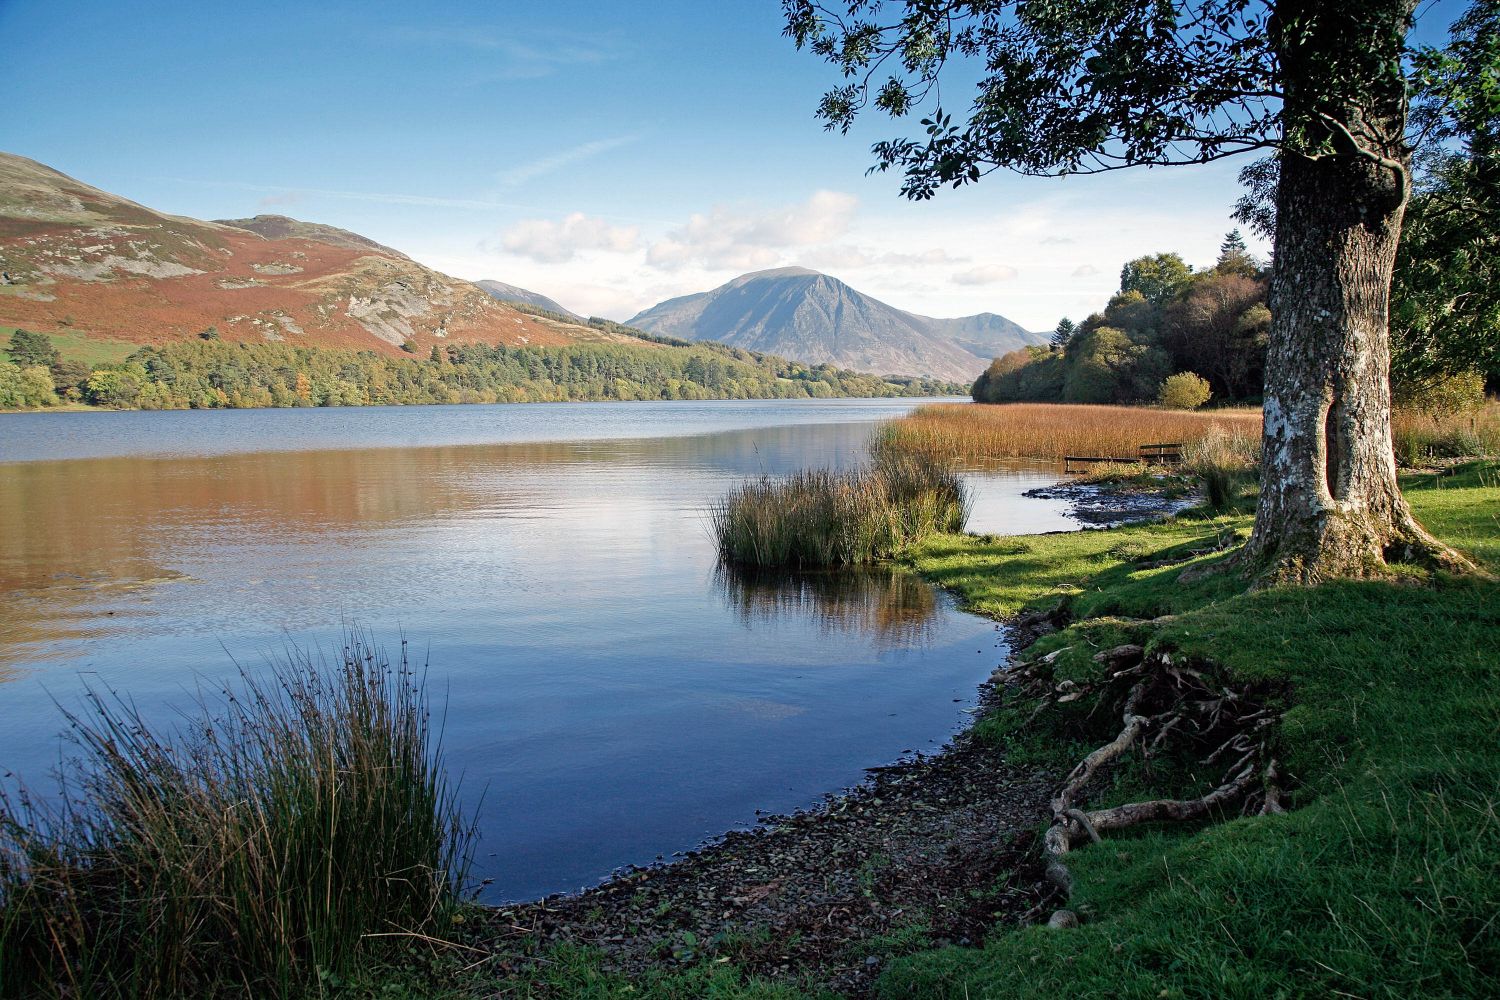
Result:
[0, 398, 1074, 901]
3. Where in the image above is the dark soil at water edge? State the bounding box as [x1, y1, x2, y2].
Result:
[1021, 478, 1198, 525]
[476, 705, 1055, 997]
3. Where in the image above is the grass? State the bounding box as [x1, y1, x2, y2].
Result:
[711, 451, 969, 568]
[882, 460, 1500, 999]
[0, 326, 137, 370]
[0, 633, 475, 999]
[1392, 400, 1500, 465]
[879, 402, 1262, 464]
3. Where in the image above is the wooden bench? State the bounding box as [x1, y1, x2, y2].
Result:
[1138, 442, 1183, 465]
[1064, 442, 1183, 475]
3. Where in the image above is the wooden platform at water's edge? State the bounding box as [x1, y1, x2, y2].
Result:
[1065, 442, 1182, 475]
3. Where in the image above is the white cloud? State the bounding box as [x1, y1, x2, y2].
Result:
[501, 212, 639, 263]
[645, 190, 858, 271]
[1072, 264, 1100, 278]
[952, 264, 1018, 285]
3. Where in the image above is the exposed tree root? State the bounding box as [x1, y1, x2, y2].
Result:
[1011, 642, 1286, 911]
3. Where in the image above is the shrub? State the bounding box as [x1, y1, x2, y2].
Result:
[1393, 368, 1487, 417]
[712, 452, 968, 568]
[0, 361, 58, 408]
[0, 634, 475, 998]
[1158, 371, 1213, 410]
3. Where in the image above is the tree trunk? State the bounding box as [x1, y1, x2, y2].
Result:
[1243, 0, 1476, 584]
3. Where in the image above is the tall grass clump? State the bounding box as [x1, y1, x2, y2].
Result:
[1182, 426, 1261, 512]
[0, 634, 475, 999]
[712, 452, 968, 568]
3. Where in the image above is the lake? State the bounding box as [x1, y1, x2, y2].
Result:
[0, 398, 1075, 901]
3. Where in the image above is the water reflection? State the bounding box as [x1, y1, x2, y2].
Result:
[0, 402, 1074, 900]
[715, 564, 940, 648]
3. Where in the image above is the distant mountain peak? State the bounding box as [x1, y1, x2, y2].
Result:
[736, 265, 822, 280]
[474, 279, 581, 320]
[627, 268, 1043, 381]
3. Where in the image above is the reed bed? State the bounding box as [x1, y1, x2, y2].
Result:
[879, 402, 1263, 465]
[712, 452, 969, 568]
[0, 634, 474, 999]
[1392, 401, 1500, 465]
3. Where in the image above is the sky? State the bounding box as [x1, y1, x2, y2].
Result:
[0, 0, 1468, 330]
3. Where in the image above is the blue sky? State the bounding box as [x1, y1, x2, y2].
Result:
[0, 0, 1467, 328]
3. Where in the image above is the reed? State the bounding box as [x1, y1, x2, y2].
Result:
[879, 402, 1262, 464]
[0, 634, 475, 998]
[711, 452, 968, 569]
[1392, 401, 1500, 466]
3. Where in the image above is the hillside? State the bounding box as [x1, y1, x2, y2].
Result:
[626, 267, 1042, 381]
[925, 311, 1038, 362]
[0, 152, 639, 356]
[475, 279, 581, 320]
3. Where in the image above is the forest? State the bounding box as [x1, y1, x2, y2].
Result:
[0, 327, 960, 410]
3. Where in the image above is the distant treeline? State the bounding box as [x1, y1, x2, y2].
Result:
[1, 329, 962, 410]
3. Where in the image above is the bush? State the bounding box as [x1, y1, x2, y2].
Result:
[0, 361, 58, 408]
[0, 634, 475, 997]
[1393, 368, 1487, 416]
[1158, 371, 1213, 410]
[712, 452, 968, 568]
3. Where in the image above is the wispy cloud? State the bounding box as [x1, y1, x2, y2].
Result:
[160, 177, 542, 212]
[497, 135, 639, 188]
[378, 26, 627, 80]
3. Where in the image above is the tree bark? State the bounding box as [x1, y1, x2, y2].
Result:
[1243, 0, 1476, 584]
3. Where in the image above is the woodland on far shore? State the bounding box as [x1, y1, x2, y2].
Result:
[974, 229, 1496, 417]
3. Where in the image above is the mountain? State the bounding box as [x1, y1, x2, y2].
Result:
[474, 279, 581, 320]
[0, 152, 640, 354]
[923, 312, 1039, 362]
[626, 267, 1042, 381]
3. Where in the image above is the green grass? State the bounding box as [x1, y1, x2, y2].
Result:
[0, 326, 137, 369]
[878, 461, 1500, 999]
[0, 633, 475, 999]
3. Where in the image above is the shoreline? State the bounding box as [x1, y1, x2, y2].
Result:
[445, 494, 1109, 995]
[468, 607, 1061, 997]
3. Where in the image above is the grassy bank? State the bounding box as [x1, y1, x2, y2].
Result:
[0, 636, 474, 999]
[884, 461, 1499, 998]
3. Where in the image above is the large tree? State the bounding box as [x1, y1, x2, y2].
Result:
[784, 0, 1476, 582]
